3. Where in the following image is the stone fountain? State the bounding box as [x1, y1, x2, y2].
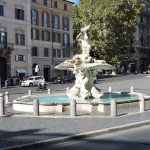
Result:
[55, 25, 114, 100]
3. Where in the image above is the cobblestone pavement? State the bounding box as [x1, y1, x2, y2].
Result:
[0, 74, 150, 149]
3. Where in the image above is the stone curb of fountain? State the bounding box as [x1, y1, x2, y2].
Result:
[11, 110, 146, 119]
[2, 119, 150, 150]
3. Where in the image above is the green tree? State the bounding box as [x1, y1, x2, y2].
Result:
[73, 0, 144, 65]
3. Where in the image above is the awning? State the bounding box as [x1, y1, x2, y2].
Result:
[16, 69, 27, 73]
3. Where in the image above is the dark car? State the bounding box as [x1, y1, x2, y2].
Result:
[52, 76, 66, 84]
[65, 75, 75, 83]
[52, 75, 75, 84]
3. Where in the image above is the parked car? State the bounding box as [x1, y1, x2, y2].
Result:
[52, 76, 66, 84]
[142, 65, 150, 74]
[21, 76, 45, 87]
[52, 75, 75, 84]
[65, 75, 75, 83]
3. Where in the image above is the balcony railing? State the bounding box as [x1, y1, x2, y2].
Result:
[0, 43, 14, 50]
[0, 43, 14, 56]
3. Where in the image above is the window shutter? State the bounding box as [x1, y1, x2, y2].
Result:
[31, 9, 33, 24]
[62, 17, 65, 30]
[58, 15, 60, 29]
[52, 32, 55, 42]
[58, 33, 61, 42]
[36, 29, 39, 40]
[48, 31, 50, 41]
[67, 34, 70, 47]
[23, 55, 26, 61]
[15, 55, 18, 61]
[63, 34, 65, 46]
[0, 5, 4, 16]
[36, 10, 39, 25]
[15, 34, 18, 45]
[22, 34, 25, 45]
[42, 12, 44, 26]
[52, 14, 54, 28]
[47, 13, 50, 27]
[42, 31, 44, 40]
[31, 29, 33, 39]
[21, 9, 24, 20]
[15, 8, 18, 19]
[67, 18, 69, 31]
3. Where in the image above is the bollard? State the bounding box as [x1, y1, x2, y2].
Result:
[48, 89, 51, 94]
[70, 99, 76, 117]
[66, 87, 69, 94]
[0, 93, 5, 116]
[139, 94, 145, 113]
[130, 86, 134, 93]
[28, 90, 32, 96]
[5, 91, 9, 104]
[33, 99, 39, 116]
[109, 86, 112, 93]
[111, 99, 117, 117]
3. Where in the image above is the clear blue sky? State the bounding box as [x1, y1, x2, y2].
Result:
[71, 0, 79, 4]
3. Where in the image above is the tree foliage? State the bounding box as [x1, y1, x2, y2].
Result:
[73, 0, 144, 65]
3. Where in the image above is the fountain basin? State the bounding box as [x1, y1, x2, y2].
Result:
[13, 92, 150, 114]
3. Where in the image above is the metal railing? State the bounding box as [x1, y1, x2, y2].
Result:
[0, 43, 14, 50]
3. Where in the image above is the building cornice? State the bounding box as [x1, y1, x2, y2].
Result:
[62, 0, 74, 4]
[32, 3, 73, 15]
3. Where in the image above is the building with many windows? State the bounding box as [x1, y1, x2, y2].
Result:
[31, 0, 73, 81]
[0, 0, 73, 85]
[0, 0, 32, 85]
[128, 0, 150, 73]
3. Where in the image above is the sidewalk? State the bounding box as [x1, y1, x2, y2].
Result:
[1, 111, 150, 149]
[1, 74, 150, 149]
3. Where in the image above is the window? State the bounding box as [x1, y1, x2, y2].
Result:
[15, 55, 26, 62]
[53, 49, 56, 57]
[31, 9, 39, 25]
[42, 12, 50, 27]
[32, 47, 38, 56]
[44, 0, 47, 5]
[63, 34, 70, 47]
[63, 17, 69, 31]
[57, 49, 61, 58]
[15, 33, 25, 45]
[52, 14, 60, 29]
[53, 32, 61, 42]
[140, 16, 143, 23]
[42, 30, 50, 41]
[0, 5, 4, 16]
[44, 48, 49, 57]
[63, 49, 70, 58]
[0, 31, 7, 48]
[54, 1, 57, 8]
[64, 4, 67, 11]
[15, 8, 24, 20]
[31, 28, 39, 40]
[140, 35, 145, 46]
[52, 49, 61, 58]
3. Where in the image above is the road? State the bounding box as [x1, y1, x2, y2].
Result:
[1, 74, 150, 101]
[25, 125, 150, 150]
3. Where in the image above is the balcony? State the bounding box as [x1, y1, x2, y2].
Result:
[0, 43, 14, 56]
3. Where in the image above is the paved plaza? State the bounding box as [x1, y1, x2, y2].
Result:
[1, 74, 150, 149]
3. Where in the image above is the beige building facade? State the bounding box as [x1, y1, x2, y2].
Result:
[31, 0, 73, 81]
[0, 0, 32, 85]
[128, 0, 150, 73]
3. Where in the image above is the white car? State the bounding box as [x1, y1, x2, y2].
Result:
[21, 76, 45, 87]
